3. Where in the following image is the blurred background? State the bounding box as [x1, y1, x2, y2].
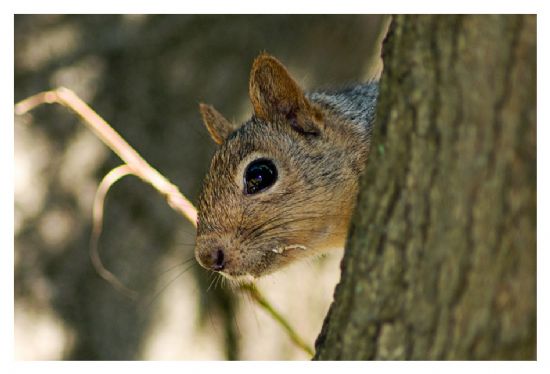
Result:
[14, 14, 385, 360]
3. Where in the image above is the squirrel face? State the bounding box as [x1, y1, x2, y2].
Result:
[195, 54, 368, 280]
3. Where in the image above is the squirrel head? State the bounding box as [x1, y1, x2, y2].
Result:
[195, 53, 365, 280]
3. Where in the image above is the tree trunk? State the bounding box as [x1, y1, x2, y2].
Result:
[314, 15, 536, 360]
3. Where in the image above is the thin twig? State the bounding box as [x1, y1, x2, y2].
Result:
[90, 164, 138, 299]
[241, 283, 314, 357]
[15, 87, 313, 356]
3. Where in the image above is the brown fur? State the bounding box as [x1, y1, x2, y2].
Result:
[199, 103, 238, 145]
[195, 54, 373, 279]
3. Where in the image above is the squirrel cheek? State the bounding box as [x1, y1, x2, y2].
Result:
[309, 222, 347, 252]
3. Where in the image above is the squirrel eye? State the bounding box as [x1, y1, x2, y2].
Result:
[244, 158, 278, 195]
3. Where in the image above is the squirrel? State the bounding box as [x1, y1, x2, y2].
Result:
[195, 52, 383, 282]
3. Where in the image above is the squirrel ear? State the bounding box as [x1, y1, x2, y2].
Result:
[199, 103, 238, 145]
[249, 53, 319, 135]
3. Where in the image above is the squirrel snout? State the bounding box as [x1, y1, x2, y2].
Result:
[198, 247, 226, 272]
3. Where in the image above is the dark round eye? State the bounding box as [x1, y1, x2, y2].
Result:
[244, 158, 278, 195]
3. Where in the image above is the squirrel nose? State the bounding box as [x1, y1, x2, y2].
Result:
[199, 248, 226, 272]
[212, 248, 225, 271]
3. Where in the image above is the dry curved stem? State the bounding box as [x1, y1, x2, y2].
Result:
[15, 87, 313, 357]
[15, 88, 197, 225]
[90, 164, 138, 299]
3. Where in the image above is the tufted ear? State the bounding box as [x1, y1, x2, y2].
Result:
[199, 103, 238, 145]
[249, 53, 320, 135]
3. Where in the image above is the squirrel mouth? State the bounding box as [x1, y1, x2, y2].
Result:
[222, 273, 256, 284]
[270, 244, 307, 254]
[217, 245, 309, 280]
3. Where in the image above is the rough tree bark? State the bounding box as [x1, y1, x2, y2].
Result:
[314, 15, 536, 360]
